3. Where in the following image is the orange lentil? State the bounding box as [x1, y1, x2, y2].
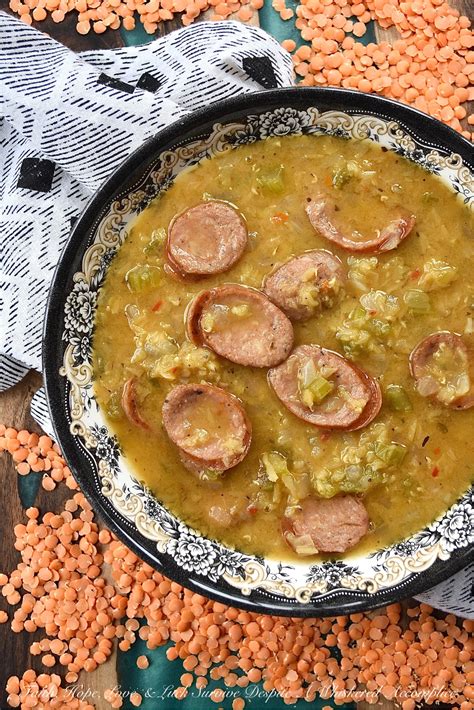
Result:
[282, 39, 296, 52]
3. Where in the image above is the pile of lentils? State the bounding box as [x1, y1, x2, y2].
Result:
[0, 424, 473, 710]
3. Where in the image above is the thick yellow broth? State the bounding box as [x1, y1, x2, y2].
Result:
[93, 134, 474, 561]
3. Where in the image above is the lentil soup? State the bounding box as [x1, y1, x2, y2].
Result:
[93, 134, 474, 561]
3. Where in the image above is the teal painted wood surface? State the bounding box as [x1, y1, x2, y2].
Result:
[117, 635, 356, 710]
[120, 9, 377, 51]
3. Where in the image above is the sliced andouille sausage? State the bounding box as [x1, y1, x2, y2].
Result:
[282, 495, 369, 554]
[349, 370, 384, 430]
[263, 250, 344, 321]
[306, 197, 415, 254]
[409, 331, 474, 409]
[167, 200, 248, 277]
[162, 383, 252, 478]
[186, 284, 294, 368]
[121, 378, 150, 430]
[268, 344, 382, 431]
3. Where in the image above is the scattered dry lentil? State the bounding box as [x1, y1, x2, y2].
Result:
[1, 425, 474, 709]
[136, 654, 149, 669]
[130, 691, 143, 707]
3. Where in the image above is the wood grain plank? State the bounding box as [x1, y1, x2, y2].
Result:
[0, 0, 125, 49]
[0, 373, 119, 709]
[0, 373, 44, 708]
[75, 655, 119, 710]
[199, 9, 260, 25]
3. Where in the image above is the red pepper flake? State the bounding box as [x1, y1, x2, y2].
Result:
[271, 211, 289, 224]
[368, 309, 377, 316]
[434, 447, 441, 456]
[247, 504, 258, 516]
[432, 466, 440, 477]
[410, 268, 421, 280]
[152, 300, 163, 312]
[320, 431, 331, 442]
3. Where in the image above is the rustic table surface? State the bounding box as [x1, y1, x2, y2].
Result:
[0, 1, 472, 707]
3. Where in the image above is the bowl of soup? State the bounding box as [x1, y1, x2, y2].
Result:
[44, 87, 474, 615]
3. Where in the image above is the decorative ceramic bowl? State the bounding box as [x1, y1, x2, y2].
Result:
[44, 87, 474, 616]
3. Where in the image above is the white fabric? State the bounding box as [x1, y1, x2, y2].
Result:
[0, 12, 293, 401]
[0, 13, 472, 618]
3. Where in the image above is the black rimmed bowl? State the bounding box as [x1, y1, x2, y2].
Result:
[44, 87, 474, 616]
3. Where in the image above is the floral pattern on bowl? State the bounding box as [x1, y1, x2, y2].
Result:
[45, 89, 474, 615]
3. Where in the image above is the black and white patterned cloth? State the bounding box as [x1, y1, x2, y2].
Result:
[0, 11, 293, 402]
[0, 13, 472, 618]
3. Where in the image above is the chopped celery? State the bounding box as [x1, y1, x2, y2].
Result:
[311, 423, 407, 498]
[332, 160, 361, 189]
[256, 166, 285, 193]
[347, 256, 379, 293]
[260, 453, 309, 500]
[126, 265, 162, 293]
[418, 259, 457, 291]
[350, 305, 369, 325]
[143, 228, 166, 255]
[372, 441, 407, 466]
[403, 289, 431, 314]
[301, 376, 334, 408]
[261, 452, 289, 482]
[313, 464, 379, 498]
[298, 360, 334, 409]
[386, 384, 412, 412]
[337, 291, 400, 357]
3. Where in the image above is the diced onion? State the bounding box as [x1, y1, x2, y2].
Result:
[285, 532, 319, 556]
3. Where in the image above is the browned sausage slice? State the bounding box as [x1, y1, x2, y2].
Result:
[122, 378, 150, 430]
[306, 197, 415, 254]
[349, 369, 383, 430]
[263, 250, 344, 321]
[167, 200, 248, 277]
[268, 344, 381, 430]
[409, 331, 474, 409]
[282, 495, 369, 554]
[186, 284, 294, 368]
[162, 383, 252, 476]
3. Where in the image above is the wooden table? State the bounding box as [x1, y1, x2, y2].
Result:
[0, 2, 472, 707]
